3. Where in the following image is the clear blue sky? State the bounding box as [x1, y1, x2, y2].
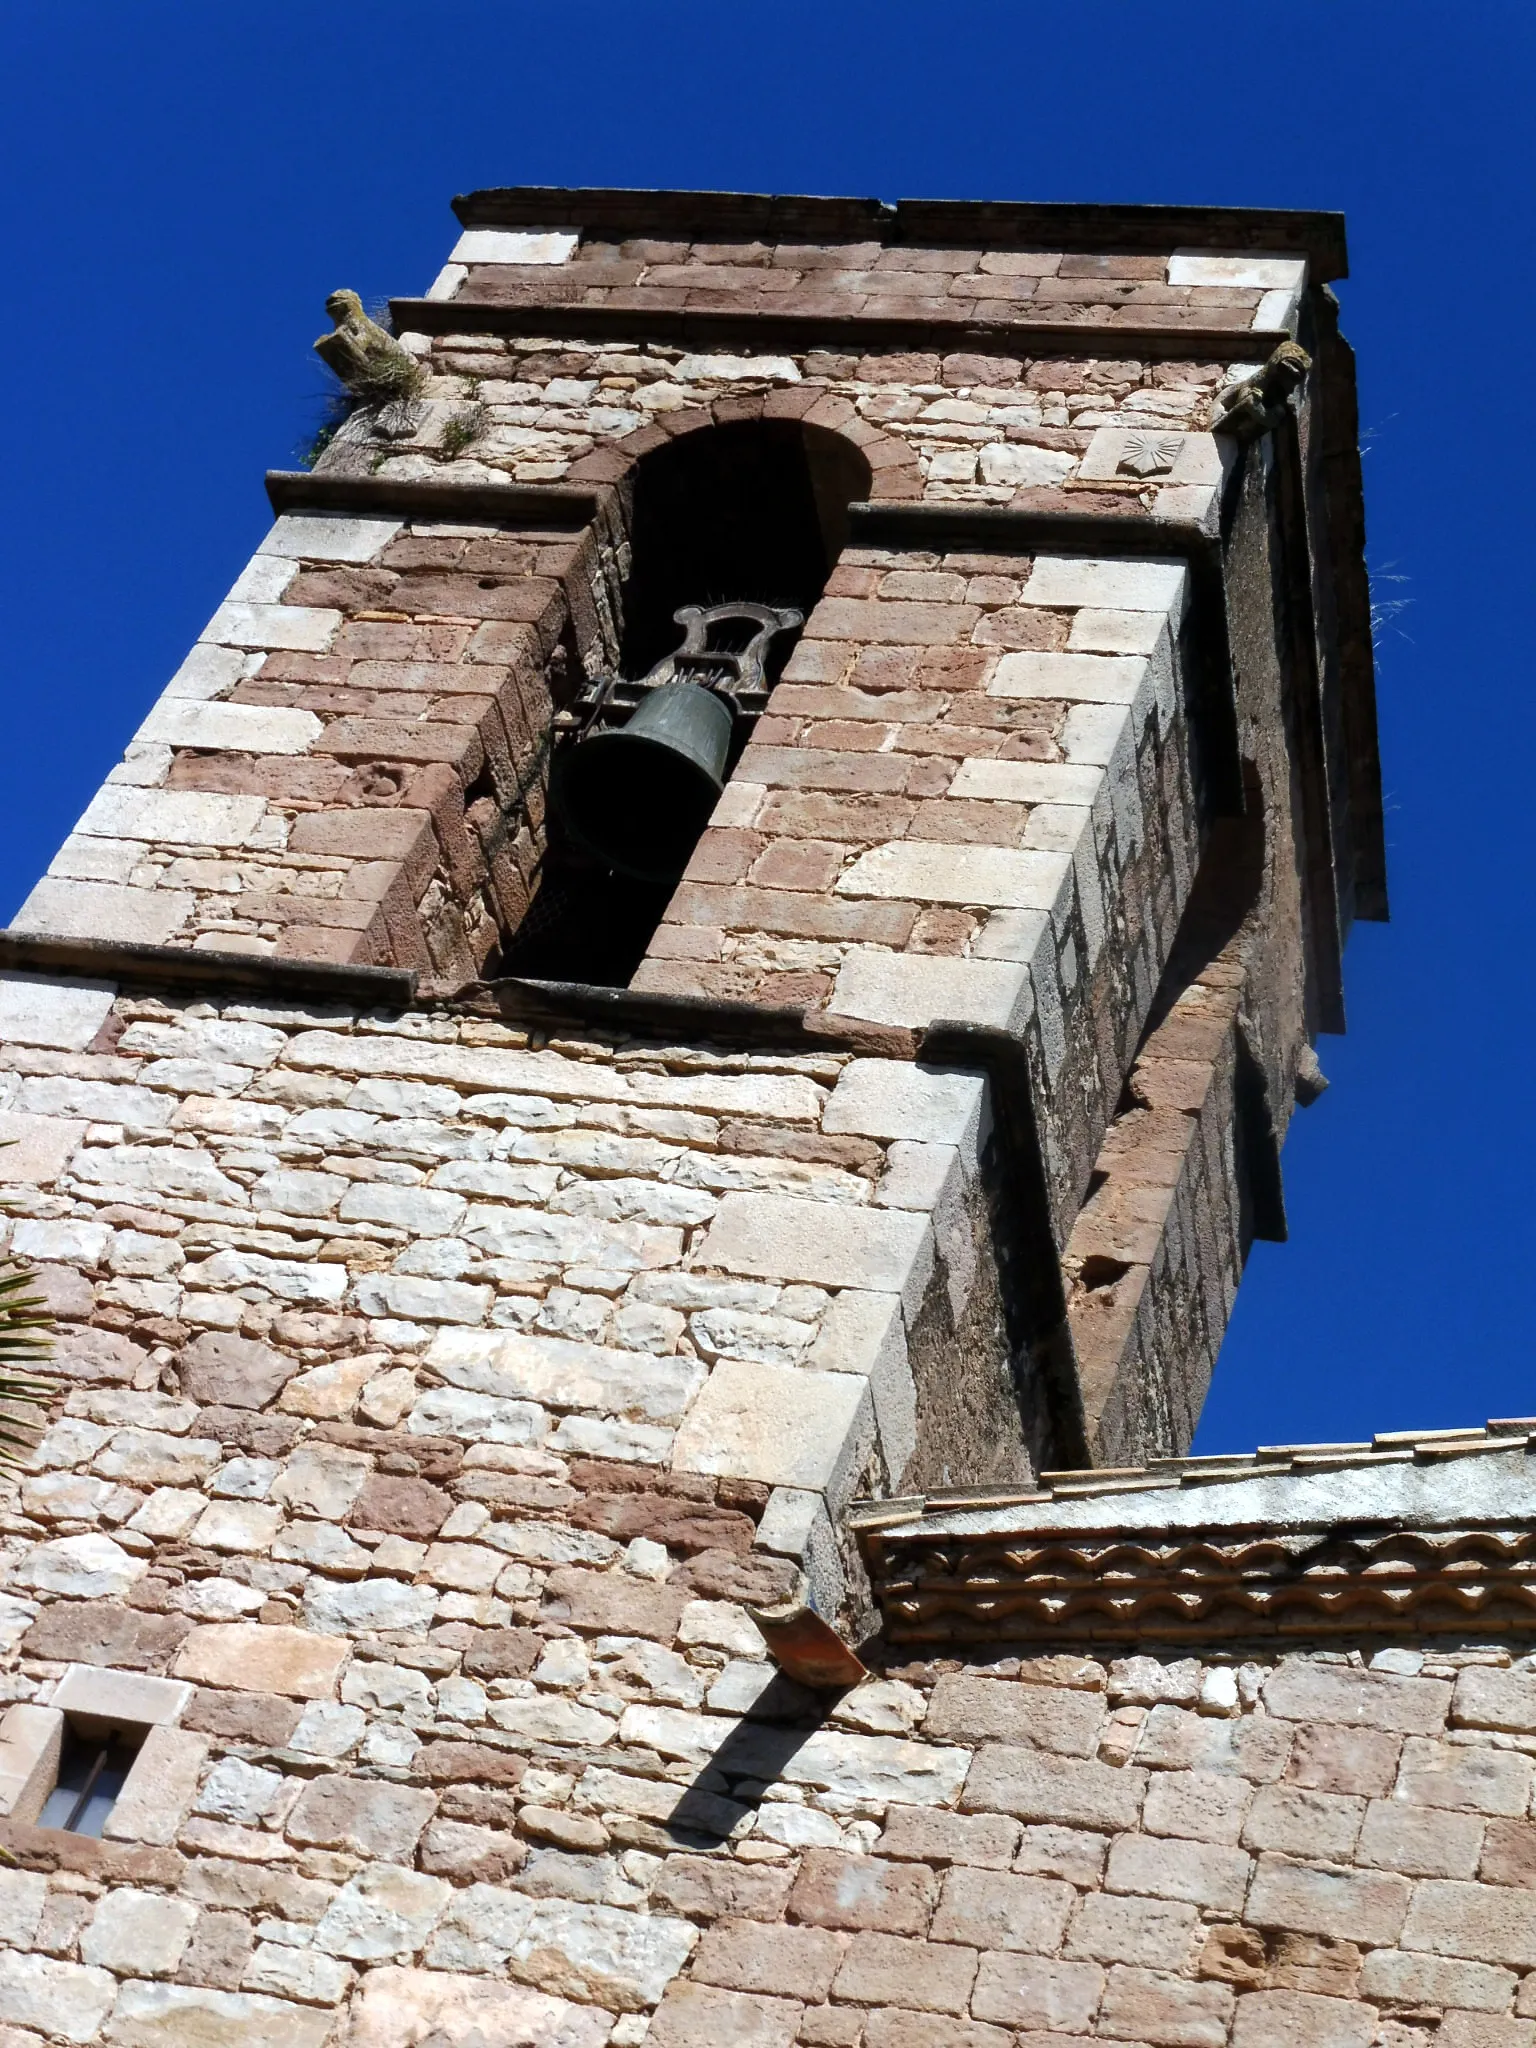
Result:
[3, 3, 1532, 1454]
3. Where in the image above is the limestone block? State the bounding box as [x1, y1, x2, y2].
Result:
[836, 840, 1075, 913]
[699, 1189, 929, 1302]
[806, 1289, 917, 1482]
[671, 1359, 874, 1504]
[11, 878, 194, 944]
[511, 1898, 697, 2012]
[831, 947, 1030, 1031]
[339, 1182, 468, 1235]
[303, 1577, 438, 1635]
[0, 973, 116, 1051]
[257, 512, 403, 562]
[1168, 250, 1307, 288]
[172, 1622, 348, 1699]
[191, 1500, 284, 1552]
[96, 1430, 221, 1487]
[426, 262, 466, 300]
[313, 1866, 451, 1961]
[345, 1965, 610, 2048]
[13, 1532, 146, 1599]
[270, 1444, 371, 1518]
[202, 601, 340, 653]
[990, 650, 1149, 705]
[428, 1326, 704, 1423]
[240, 1944, 352, 2005]
[950, 757, 1104, 804]
[104, 1982, 334, 2048]
[824, 1060, 987, 1150]
[449, 228, 579, 264]
[754, 1487, 845, 1618]
[287, 1774, 436, 1862]
[82, 1890, 199, 1977]
[1019, 554, 1188, 616]
[0, 1953, 116, 2043]
[0, 1865, 46, 1947]
[674, 352, 800, 384]
[51, 1665, 192, 1726]
[102, 1726, 210, 1845]
[1067, 607, 1171, 655]
[0, 1702, 62, 1824]
[354, 1273, 492, 1323]
[977, 442, 1076, 486]
[138, 700, 323, 755]
[75, 788, 268, 847]
[407, 1387, 547, 1444]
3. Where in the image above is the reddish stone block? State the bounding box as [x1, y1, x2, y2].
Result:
[693, 1921, 844, 2002]
[541, 1567, 687, 1642]
[1097, 1964, 1233, 2047]
[788, 1851, 938, 1936]
[925, 1674, 1103, 1757]
[928, 1865, 1074, 1954]
[876, 1806, 1021, 1870]
[1480, 1819, 1536, 1888]
[831, 1933, 978, 2016]
[757, 791, 915, 843]
[749, 840, 846, 893]
[1230, 1989, 1374, 2048]
[1245, 1854, 1410, 1947]
[651, 1855, 794, 1924]
[970, 1953, 1103, 2032]
[664, 882, 917, 946]
[1065, 1892, 1198, 1970]
[681, 830, 766, 885]
[813, 598, 978, 646]
[648, 1982, 802, 2048]
[863, 2015, 1011, 2048]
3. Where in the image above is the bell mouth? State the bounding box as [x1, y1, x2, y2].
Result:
[553, 681, 734, 885]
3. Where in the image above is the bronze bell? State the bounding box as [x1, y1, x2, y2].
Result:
[553, 602, 802, 885]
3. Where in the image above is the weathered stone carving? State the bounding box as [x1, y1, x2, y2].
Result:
[313, 288, 422, 408]
[1211, 338, 1312, 440]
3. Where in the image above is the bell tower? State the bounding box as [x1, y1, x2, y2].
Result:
[2, 185, 1380, 1536]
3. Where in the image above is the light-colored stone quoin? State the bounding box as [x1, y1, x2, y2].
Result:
[0, 183, 1428, 2048]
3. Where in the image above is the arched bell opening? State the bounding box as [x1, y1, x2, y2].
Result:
[490, 420, 872, 988]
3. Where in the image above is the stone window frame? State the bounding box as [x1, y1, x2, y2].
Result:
[0, 1664, 206, 1843]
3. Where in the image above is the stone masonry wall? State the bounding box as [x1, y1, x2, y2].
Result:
[11, 507, 627, 980]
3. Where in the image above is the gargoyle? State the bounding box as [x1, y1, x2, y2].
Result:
[1210, 340, 1311, 443]
[313, 289, 422, 406]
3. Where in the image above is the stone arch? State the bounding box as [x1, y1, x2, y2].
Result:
[565, 385, 924, 502]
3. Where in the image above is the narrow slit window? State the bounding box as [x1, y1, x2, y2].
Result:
[36, 1725, 143, 1838]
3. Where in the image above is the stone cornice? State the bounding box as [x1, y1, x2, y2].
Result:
[448, 187, 1350, 280]
[861, 1519, 1536, 1647]
[855, 1429, 1536, 1645]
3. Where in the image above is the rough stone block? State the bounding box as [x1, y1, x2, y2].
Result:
[172, 1623, 348, 1699]
[0, 1954, 117, 2044]
[0, 974, 116, 1051]
[1064, 1892, 1198, 1969]
[830, 948, 1029, 1031]
[0, 1702, 63, 1824]
[963, 1747, 1146, 1831]
[75, 788, 267, 848]
[648, 1981, 801, 2048]
[788, 1849, 938, 1935]
[1402, 1878, 1536, 1967]
[876, 1805, 1022, 1869]
[989, 650, 1147, 703]
[692, 1920, 843, 2001]
[696, 1192, 934, 1315]
[1246, 1854, 1410, 1947]
[835, 840, 1074, 912]
[1104, 1831, 1251, 1913]
[928, 1865, 1074, 1953]
[670, 1358, 874, 1500]
[925, 1675, 1103, 1756]
[1230, 1988, 1373, 2048]
[1358, 1948, 1516, 2013]
[1019, 555, 1188, 616]
[1097, 1965, 1233, 2047]
[832, 1932, 979, 2015]
[11, 879, 193, 945]
[81, 1889, 198, 1977]
[1262, 1661, 1450, 1735]
[970, 1953, 1104, 2032]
